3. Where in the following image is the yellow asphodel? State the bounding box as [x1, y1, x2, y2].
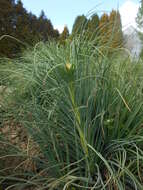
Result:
[65, 62, 72, 71]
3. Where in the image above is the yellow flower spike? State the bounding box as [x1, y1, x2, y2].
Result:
[65, 62, 72, 71]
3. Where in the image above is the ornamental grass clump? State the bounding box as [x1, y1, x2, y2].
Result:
[0, 38, 143, 190]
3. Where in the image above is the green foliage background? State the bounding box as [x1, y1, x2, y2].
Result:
[0, 0, 59, 58]
[0, 1, 123, 58]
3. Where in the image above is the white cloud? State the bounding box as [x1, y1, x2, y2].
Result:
[119, 0, 139, 30]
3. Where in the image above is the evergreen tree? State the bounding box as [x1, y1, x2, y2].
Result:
[15, 0, 30, 41]
[108, 10, 123, 49]
[87, 14, 99, 40]
[37, 10, 57, 41]
[136, 0, 143, 57]
[60, 26, 69, 45]
[88, 14, 99, 32]
[45, 19, 55, 39]
[136, 0, 143, 29]
[99, 13, 109, 45]
[53, 29, 60, 40]
[72, 15, 88, 35]
[0, 0, 15, 57]
[0, 1, 60, 57]
[0, 0, 14, 34]
[37, 10, 48, 41]
[13, 0, 35, 55]
[28, 13, 41, 42]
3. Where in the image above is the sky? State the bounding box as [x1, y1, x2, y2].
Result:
[21, 0, 140, 33]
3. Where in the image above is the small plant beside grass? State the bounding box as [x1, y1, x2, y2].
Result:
[0, 38, 143, 190]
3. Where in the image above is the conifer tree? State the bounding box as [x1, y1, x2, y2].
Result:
[136, 0, 143, 57]
[108, 10, 123, 49]
[38, 10, 48, 41]
[15, 0, 30, 40]
[37, 10, 57, 41]
[0, 0, 14, 34]
[99, 13, 109, 45]
[0, 0, 15, 57]
[72, 15, 88, 35]
[0, 1, 60, 57]
[87, 14, 99, 40]
[28, 13, 41, 42]
[88, 14, 99, 32]
[136, 0, 143, 29]
[53, 29, 60, 40]
[60, 26, 69, 45]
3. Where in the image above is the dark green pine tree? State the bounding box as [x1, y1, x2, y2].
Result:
[12, 0, 33, 55]
[88, 14, 99, 32]
[53, 29, 60, 40]
[37, 10, 56, 41]
[136, 0, 143, 29]
[87, 14, 99, 40]
[0, 0, 14, 35]
[0, 0, 15, 57]
[28, 12, 41, 42]
[45, 18, 56, 39]
[37, 10, 47, 41]
[72, 15, 88, 35]
[108, 10, 123, 49]
[59, 26, 69, 45]
[0, 1, 60, 57]
[136, 0, 143, 57]
[99, 13, 109, 45]
[15, 0, 30, 41]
